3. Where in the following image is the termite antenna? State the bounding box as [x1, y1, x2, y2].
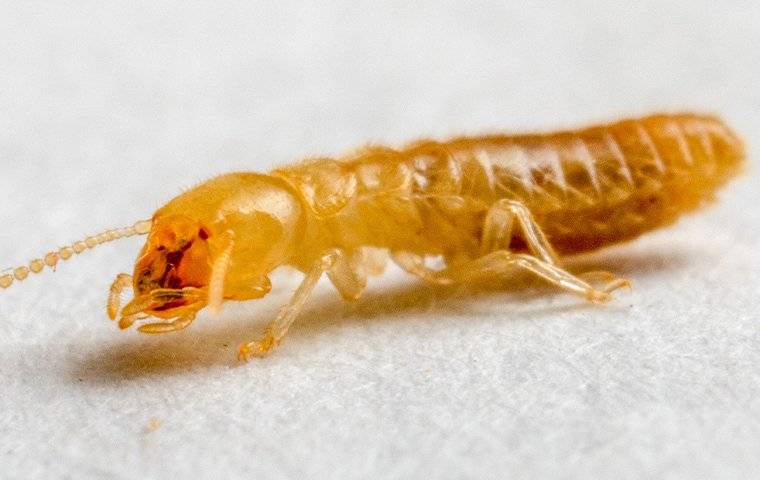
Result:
[0, 219, 152, 291]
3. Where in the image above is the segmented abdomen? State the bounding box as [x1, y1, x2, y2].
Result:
[397, 113, 745, 253]
[276, 113, 745, 256]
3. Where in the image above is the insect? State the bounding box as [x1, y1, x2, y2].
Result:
[0, 113, 745, 359]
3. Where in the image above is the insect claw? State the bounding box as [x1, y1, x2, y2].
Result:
[237, 346, 250, 362]
[579, 270, 631, 302]
[586, 290, 611, 304]
[237, 343, 267, 362]
[237, 328, 279, 361]
[605, 277, 632, 293]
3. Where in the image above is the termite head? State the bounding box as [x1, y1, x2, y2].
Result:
[133, 214, 212, 298]
[110, 173, 304, 331]
[108, 214, 215, 329]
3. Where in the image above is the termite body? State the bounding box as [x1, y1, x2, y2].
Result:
[0, 113, 745, 359]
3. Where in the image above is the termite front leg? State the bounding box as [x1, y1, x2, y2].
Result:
[432, 251, 629, 303]
[238, 249, 347, 360]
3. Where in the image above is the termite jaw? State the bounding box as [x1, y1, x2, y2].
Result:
[121, 295, 155, 317]
[118, 313, 148, 330]
[121, 287, 205, 316]
[115, 286, 207, 332]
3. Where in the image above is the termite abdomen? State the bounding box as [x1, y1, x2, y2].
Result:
[530, 114, 745, 253]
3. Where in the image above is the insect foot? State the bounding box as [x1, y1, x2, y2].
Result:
[237, 327, 280, 361]
[580, 271, 632, 303]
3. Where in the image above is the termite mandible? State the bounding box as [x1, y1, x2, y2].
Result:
[0, 113, 745, 359]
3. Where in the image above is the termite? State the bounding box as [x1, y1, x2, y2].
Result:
[0, 113, 745, 359]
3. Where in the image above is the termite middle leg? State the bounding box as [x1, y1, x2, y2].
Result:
[238, 249, 365, 360]
[326, 249, 369, 300]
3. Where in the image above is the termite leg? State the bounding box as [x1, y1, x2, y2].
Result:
[480, 199, 558, 263]
[430, 251, 628, 303]
[577, 270, 632, 295]
[391, 251, 453, 285]
[326, 250, 367, 300]
[360, 247, 389, 276]
[238, 248, 367, 360]
[238, 250, 339, 360]
[392, 199, 559, 284]
[480, 200, 629, 291]
[107, 273, 133, 320]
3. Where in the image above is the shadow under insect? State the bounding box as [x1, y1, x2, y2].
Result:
[70, 245, 694, 384]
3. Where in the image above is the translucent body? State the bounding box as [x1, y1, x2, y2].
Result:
[279, 113, 743, 259]
[0, 113, 745, 359]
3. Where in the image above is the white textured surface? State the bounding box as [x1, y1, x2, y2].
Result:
[1, 2, 759, 479]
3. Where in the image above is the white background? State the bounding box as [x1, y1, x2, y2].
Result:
[1, 2, 759, 479]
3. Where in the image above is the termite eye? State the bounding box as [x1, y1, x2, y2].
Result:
[199, 228, 210, 240]
[157, 246, 166, 251]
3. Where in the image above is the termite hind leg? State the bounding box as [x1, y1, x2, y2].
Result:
[578, 270, 632, 296]
[107, 273, 133, 320]
[237, 249, 345, 360]
[431, 251, 628, 303]
[392, 199, 562, 285]
[478, 200, 629, 296]
[481, 199, 558, 263]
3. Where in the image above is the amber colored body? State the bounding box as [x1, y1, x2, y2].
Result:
[275, 113, 743, 261]
[0, 113, 746, 358]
